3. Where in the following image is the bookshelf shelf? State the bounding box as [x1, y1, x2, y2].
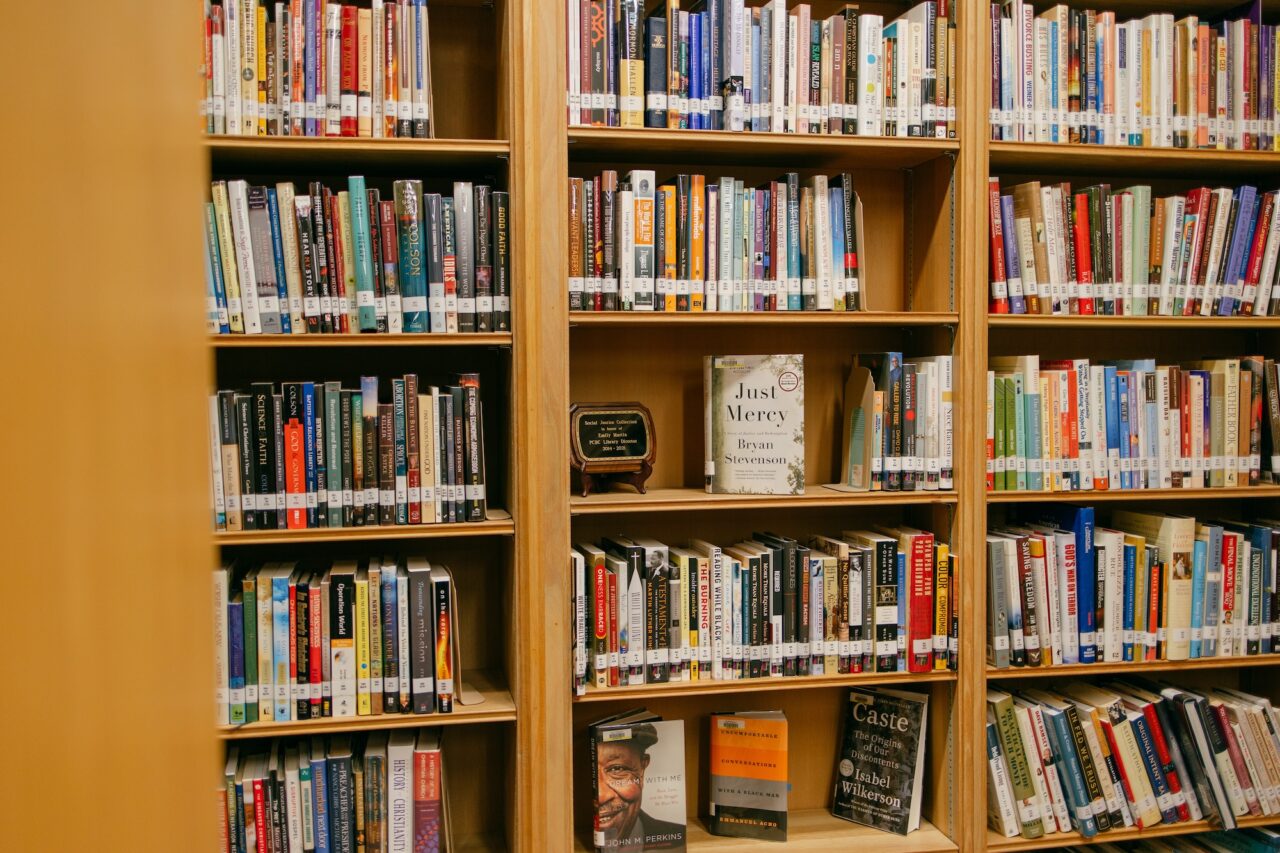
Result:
[210, 333, 513, 348]
[575, 811, 958, 853]
[204, 136, 511, 169]
[988, 141, 1280, 178]
[574, 670, 957, 703]
[987, 655, 1280, 680]
[570, 486, 958, 516]
[570, 311, 960, 327]
[986, 486, 1280, 503]
[987, 315, 1280, 329]
[986, 814, 1280, 852]
[567, 127, 959, 168]
[213, 510, 513, 545]
[218, 671, 516, 739]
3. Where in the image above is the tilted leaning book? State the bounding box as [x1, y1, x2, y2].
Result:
[831, 686, 927, 835]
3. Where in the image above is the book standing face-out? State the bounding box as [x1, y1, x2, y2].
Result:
[704, 354, 805, 495]
[831, 687, 928, 836]
[590, 712, 687, 852]
[708, 711, 788, 841]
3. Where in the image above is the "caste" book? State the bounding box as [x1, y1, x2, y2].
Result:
[832, 687, 928, 836]
[704, 354, 805, 495]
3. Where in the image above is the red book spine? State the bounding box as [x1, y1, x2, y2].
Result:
[908, 534, 935, 673]
[1064, 368, 1080, 484]
[607, 570, 619, 686]
[253, 779, 269, 853]
[1140, 703, 1191, 821]
[1213, 703, 1263, 815]
[1184, 189, 1209, 315]
[327, 193, 350, 333]
[1072, 193, 1096, 314]
[593, 557, 607, 688]
[290, 0, 305, 136]
[288, 581, 298, 698]
[285, 411, 306, 529]
[308, 583, 323, 716]
[1146, 557, 1160, 661]
[340, 4, 358, 137]
[1180, 371, 1192, 481]
[1222, 534, 1238, 646]
[989, 178, 1010, 313]
[1242, 192, 1274, 314]
[413, 748, 444, 852]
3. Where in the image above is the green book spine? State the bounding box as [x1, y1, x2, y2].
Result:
[325, 381, 343, 526]
[241, 575, 259, 722]
[348, 176, 378, 331]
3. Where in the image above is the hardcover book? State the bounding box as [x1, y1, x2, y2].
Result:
[590, 710, 687, 851]
[831, 687, 928, 835]
[708, 711, 788, 841]
[704, 354, 805, 495]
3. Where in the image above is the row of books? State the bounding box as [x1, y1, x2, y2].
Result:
[990, 7, 1277, 150]
[567, 1, 956, 138]
[987, 506, 1280, 670]
[568, 170, 864, 313]
[986, 355, 1274, 494]
[989, 180, 1280, 317]
[205, 178, 509, 336]
[987, 679, 1280, 841]
[1078, 828, 1280, 850]
[202, 0, 434, 138]
[570, 528, 955, 694]
[208, 374, 488, 532]
[212, 559, 459, 727]
[220, 729, 447, 853]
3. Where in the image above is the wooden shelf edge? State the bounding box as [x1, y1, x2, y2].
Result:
[571, 487, 958, 515]
[219, 674, 514, 740]
[986, 654, 1280, 680]
[988, 315, 1280, 329]
[574, 669, 956, 703]
[210, 332, 513, 348]
[987, 486, 1280, 503]
[214, 510, 513, 545]
[204, 136, 511, 154]
[989, 140, 1280, 175]
[571, 311, 959, 326]
[986, 814, 1280, 851]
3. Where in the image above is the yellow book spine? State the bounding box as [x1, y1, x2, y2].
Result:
[682, 554, 695, 681]
[368, 563, 383, 715]
[211, 183, 245, 333]
[256, 4, 268, 135]
[934, 543, 950, 670]
[355, 573, 371, 716]
[690, 176, 705, 311]
[337, 191, 358, 326]
[662, 184, 677, 311]
[358, 8, 373, 137]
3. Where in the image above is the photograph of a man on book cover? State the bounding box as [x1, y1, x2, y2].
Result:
[594, 721, 687, 851]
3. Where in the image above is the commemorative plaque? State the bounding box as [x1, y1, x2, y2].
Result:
[570, 402, 656, 497]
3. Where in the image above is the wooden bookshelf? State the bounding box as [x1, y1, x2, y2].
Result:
[989, 140, 1280, 177]
[209, 332, 513, 348]
[986, 814, 1280, 852]
[987, 655, 1280, 680]
[204, 136, 511, 169]
[986, 486, 1280, 503]
[575, 670, 958, 703]
[988, 315, 1280, 328]
[570, 311, 960, 326]
[570, 486, 958, 515]
[212, 510, 513, 544]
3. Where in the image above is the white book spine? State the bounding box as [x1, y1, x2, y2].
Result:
[771, 0, 786, 132]
[567, 0, 579, 124]
[387, 735, 414, 853]
[324, 3, 343, 135]
[285, 763, 303, 850]
[210, 397, 227, 528]
[227, 180, 263, 333]
[1256, 193, 1280, 315]
[372, 1, 384, 137]
[857, 16, 884, 135]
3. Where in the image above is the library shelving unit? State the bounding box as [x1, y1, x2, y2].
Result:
[200, 1, 570, 850]
[977, 6, 1280, 853]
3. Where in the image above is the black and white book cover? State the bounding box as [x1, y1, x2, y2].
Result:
[591, 712, 687, 852]
[831, 686, 928, 835]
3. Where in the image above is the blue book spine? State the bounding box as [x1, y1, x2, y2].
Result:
[235, 780, 247, 853]
[1190, 538, 1208, 658]
[751, 18, 762, 131]
[1049, 21, 1060, 143]
[1045, 709, 1100, 837]
[1104, 366, 1120, 489]
[1221, 187, 1256, 314]
[311, 753, 331, 853]
[691, 11, 701, 128]
[347, 176, 378, 331]
[304, 0, 316, 136]
[1203, 525, 1223, 657]
[1126, 374, 1141, 490]
[1001, 195, 1027, 313]
[302, 382, 317, 528]
[787, 175, 801, 310]
[1033, 506, 1101, 663]
[707, 3, 722, 130]
[227, 598, 246, 724]
[266, 189, 292, 334]
[701, 12, 711, 127]
[830, 187, 845, 306]
[1000, 22, 1013, 141]
[204, 203, 230, 333]
[1251, 525, 1274, 654]
[272, 574, 291, 721]
[381, 567, 398, 712]
[1123, 543, 1137, 662]
[1025, 377, 1044, 491]
[1129, 712, 1179, 824]
[1231, 188, 1261, 300]
[397, 183, 429, 333]
[1012, 373, 1028, 491]
[897, 550, 906, 671]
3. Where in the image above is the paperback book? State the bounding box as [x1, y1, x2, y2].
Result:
[708, 711, 788, 841]
[704, 354, 805, 495]
[831, 687, 929, 835]
[589, 710, 687, 851]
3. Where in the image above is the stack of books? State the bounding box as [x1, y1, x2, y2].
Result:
[206, 178, 509, 335]
[212, 559, 458, 726]
[208, 374, 488, 532]
[567, 0, 956, 137]
[988, 506, 1280, 670]
[990, 5, 1278, 149]
[202, 0, 435, 137]
[570, 528, 956, 695]
[987, 355, 1273, 493]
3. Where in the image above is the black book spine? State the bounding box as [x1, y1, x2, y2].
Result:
[458, 374, 486, 521]
[272, 394, 286, 528]
[294, 196, 321, 333]
[367, 188, 388, 333]
[329, 754, 353, 853]
[309, 182, 333, 333]
[437, 393, 455, 523]
[244, 388, 268, 528]
[269, 766, 286, 853]
[295, 577, 310, 720]
[339, 391, 355, 527]
[433, 573, 454, 712]
[313, 385, 328, 527]
[783, 544, 799, 676]
[449, 387, 466, 522]
[392, 378, 408, 525]
[382, 569, 400, 714]
[492, 191, 510, 332]
[748, 556, 761, 678]
[409, 568, 435, 713]
[378, 403, 395, 526]
[644, 16, 668, 128]
[839, 174, 857, 310]
[218, 390, 241, 531]
[600, 174, 617, 312]
[648, 555, 671, 683]
[362, 381, 380, 527]
[844, 9, 859, 135]
[901, 363, 917, 491]
[474, 185, 493, 331]
[676, 173, 690, 310]
[797, 544, 812, 674]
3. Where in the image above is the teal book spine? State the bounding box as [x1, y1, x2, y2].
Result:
[1044, 707, 1100, 838]
[204, 202, 230, 333]
[266, 189, 293, 334]
[1025, 376, 1044, 492]
[1012, 373, 1028, 492]
[348, 176, 378, 331]
[325, 381, 343, 527]
[1190, 537, 1208, 658]
[394, 180, 429, 332]
[241, 578, 259, 722]
[392, 378, 408, 524]
[272, 574, 291, 722]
